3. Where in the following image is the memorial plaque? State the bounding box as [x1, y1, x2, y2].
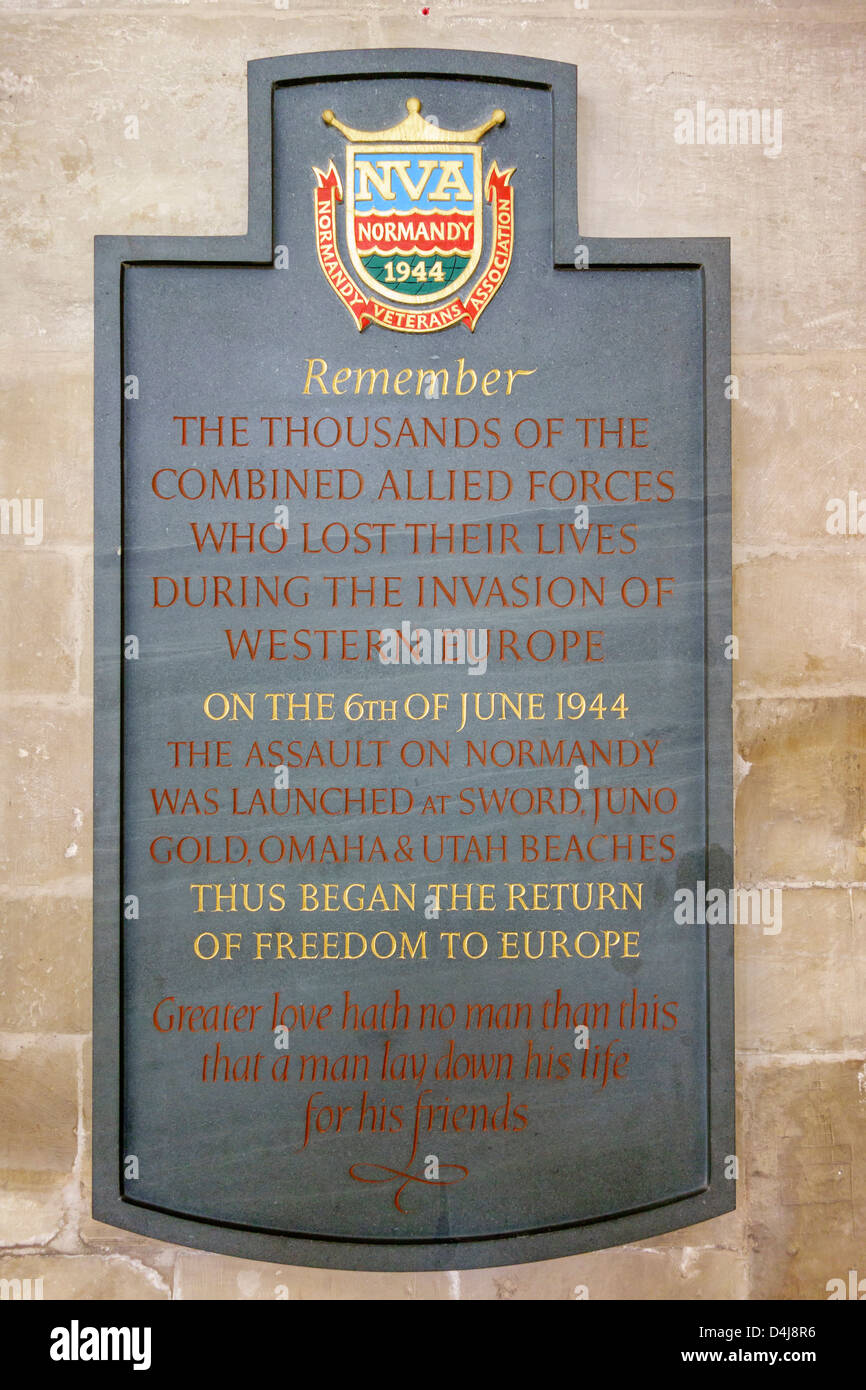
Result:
[94, 50, 734, 1269]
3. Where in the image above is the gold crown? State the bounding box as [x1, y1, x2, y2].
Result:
[321, 97, 505, 145]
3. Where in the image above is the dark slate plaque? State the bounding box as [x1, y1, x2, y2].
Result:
[94, 50, 733, 1269]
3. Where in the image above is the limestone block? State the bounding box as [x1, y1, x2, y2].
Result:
[735, 698, 866, 883]
[173, 1250, 454, 1299]
[742, 1059, 866, 1299]
[0, 1036, 78, 1173]
[0, 551, 79, 695]
[735, 556, 866, 693]
[0, 366, 92, 547]
[0, 14, 370, 354]
[0, 1252, 169, 1299]
[737, 888, 864, 1053]
[455, 1244, 748, 1299]
[0, 1174, 67, 1248]
[732, 354, 866, 548]
[0, 708, 91, 883]
[0, 894, 90, 1033]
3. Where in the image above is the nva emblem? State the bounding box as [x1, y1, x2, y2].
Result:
[313, 98, 514, 334]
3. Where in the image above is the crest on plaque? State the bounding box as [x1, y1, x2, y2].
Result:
[313, 98, 515, 333]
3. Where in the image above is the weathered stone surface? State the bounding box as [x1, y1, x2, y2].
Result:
[0, 1036, 80, 1249]
[735, 555, 866, 692]
[455, 1245, 748, 1299]
[0, 551, 79, 694]
[618, 1207, 746, 1256]
[0, 708, 91, 883]
[173, 1252, 454, 1300]
[742, 1060, 866, 1300]
[0, 1174, 68, 1248]
[0, 1036, 78, 1173]
[0, 15, 369, 356]
[0, 0, 849, 13]
[733, 353, 866, 549]
[0, 1252, 169, 1299]
[0, 894, 90, 1033]
[849, 891, 866, 1005]
[0, 366, 92, 547]
[735, 698, 866, 883]
[737, 889, 864, 1054]
[170, 1246, 744, 1300]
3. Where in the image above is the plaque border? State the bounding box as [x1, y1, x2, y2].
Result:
[94, 47, 734, 1271]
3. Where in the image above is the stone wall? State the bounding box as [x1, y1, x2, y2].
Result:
[1, 0, 863, 1300]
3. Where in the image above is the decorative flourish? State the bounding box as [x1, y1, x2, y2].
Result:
[348, 1159, 469, 1213]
